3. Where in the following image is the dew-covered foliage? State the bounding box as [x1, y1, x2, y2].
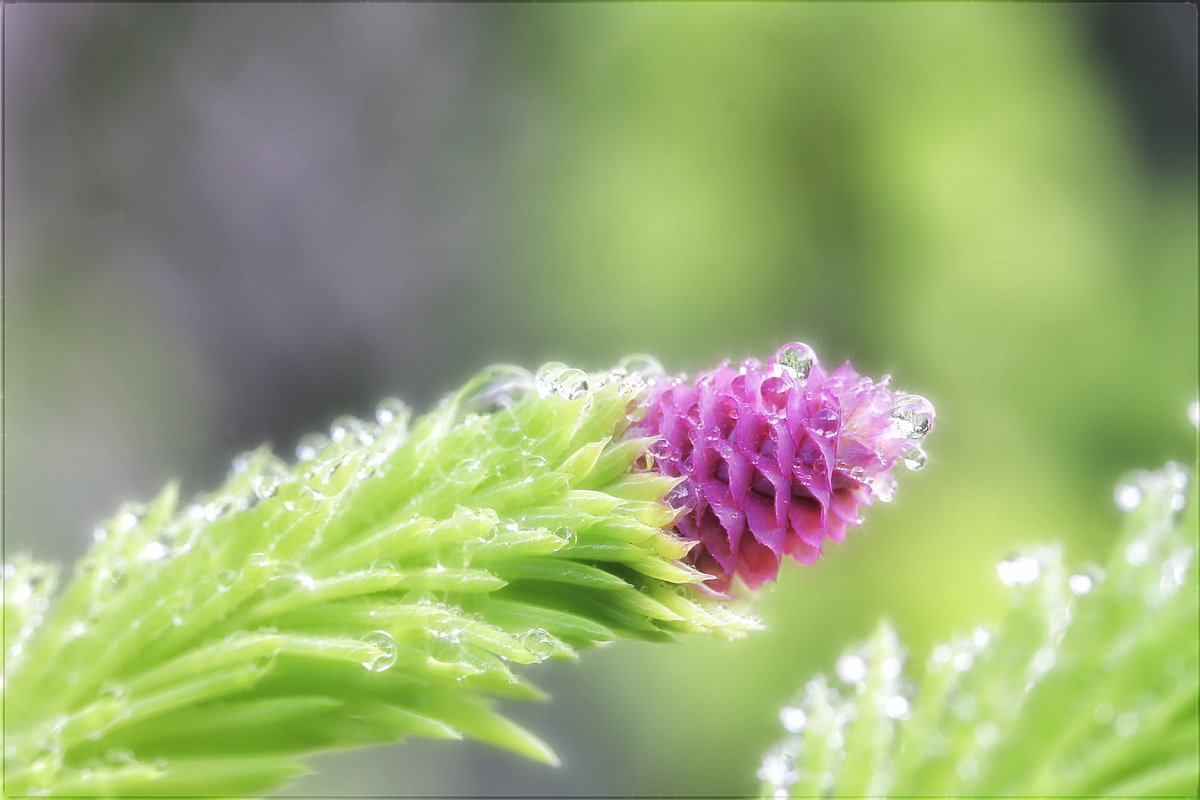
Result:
[758, 460, 1198, 799]
[2, 358, 760, 798]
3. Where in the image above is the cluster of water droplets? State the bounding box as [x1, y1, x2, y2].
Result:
[885, 393, 934, 481]
[294, 396, 412, 488]
[759, 676, 855, 798]
[3, 561, 58, 678]
[1112, 461, 1193, 606]
[759, 625, 911, 799]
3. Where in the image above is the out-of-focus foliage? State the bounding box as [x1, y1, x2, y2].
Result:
[6, 3, 1195, 796]
[759, 460, 1198, 798]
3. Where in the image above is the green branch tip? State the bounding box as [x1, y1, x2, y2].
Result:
[3, 359, 759, 798]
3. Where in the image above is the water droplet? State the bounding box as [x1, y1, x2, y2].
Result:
[1029, 646, 1056, 677]
[663, 482, 692, 509]
[901, 447, 927, 471]
[811, 407, 840, 438]
[361, 630, 397, 672]
[780, 706, 807, 732]
[428, 629, 464, 663]
[1114, 712, 1139, 737]
[932, 644, 953, 665]
[375, 397, 410, 427]
[521, 629, 555, 662]
[118, 511, 140, 531]
[1158, 546, 1193, 599]
[141, 542, 171, 561]
[1189, 400, 1199, 430]
[880, 655, 903, 679]
[836, 653, 867, 685]
[1114, 483, 1142, 512]
[453, 459, 486, 484]
[402, 589, 438, 606]
[1124, 539, 1150, 566]
[870, 473, 898, 503]
[997, 554, 1041, 586]
[952, 651, 975, 672]
[617, 374, 647, 398]
[1069, 567, 1101, 595]
[330, 415, 373, 446]
[889, 395, 935, 439]
[295, 433, 329, 462]
[773, 343, 817, 381]
[738, 357, 762, 374]
[242, 553, 276, 584]
[535, 362, 569, 397]
[556, 369, 590, 400]
[883, 695, 911, 720]
[10, 582, 33, 606]
[554, 526, 577, 548]
[251, 476, 279, 501]
[617, 354, 666, 380]
[972, 721, 1001, 749]
[461, 365, 535, 415]
[972, 627, 991, 648]
[1093, 702, 1114, 724]
[98, 681, 127, 701]
[757, 752, 798, 787]
[215, 569, 238, 593]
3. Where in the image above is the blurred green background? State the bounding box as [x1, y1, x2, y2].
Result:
[5, 4, 1196, 797]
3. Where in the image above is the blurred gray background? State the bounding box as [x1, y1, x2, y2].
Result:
[4, 4, 1196, 797]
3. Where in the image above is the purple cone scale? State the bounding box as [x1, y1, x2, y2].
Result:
[633, 343, 935, 595]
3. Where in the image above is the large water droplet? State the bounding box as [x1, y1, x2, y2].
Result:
[774, 343, 817, 381]
[554, 526, 578, 548]
[521, 628, 555, 662]
[890, 395, 935, 439]
[555, 368, 590, 401]
[461, 365, 535, 415]
[617, 354, 666, 380]
[361, 630, 397, 672]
